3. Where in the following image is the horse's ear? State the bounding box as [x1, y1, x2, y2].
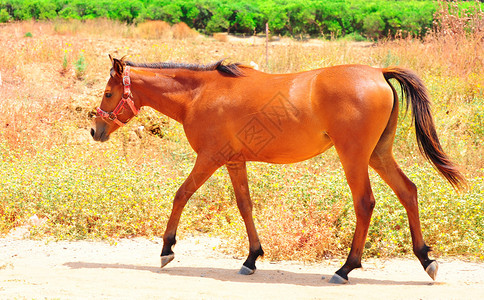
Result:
[112, 57, 125, 78]
[109, 54, 114, 64]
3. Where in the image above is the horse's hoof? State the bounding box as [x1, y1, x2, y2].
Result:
[238, 265, 255, 275]
[425, 261, 438, 280]
[329, 273, 348, 284]
[160, 253, 175, 268]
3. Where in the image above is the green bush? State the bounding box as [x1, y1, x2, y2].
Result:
[0, 8, 10, 22]
[0, 0, 481, 38]
[74, 52, 86, 79]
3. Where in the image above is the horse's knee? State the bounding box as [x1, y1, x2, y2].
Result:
[355, 194, 375, 220]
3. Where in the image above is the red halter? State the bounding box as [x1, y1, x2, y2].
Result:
[96, 66, 139, 127]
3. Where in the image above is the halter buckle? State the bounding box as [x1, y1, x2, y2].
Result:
[123, 75, 131, 86]
[108, 112, 118, 121]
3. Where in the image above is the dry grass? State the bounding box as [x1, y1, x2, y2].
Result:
[428, 0, 483, 78]
[0, 13, 483, 261]
[61, 18, 136, 37]
[137, 21, 200, 40]
[213, 32, 229, 42]
[172, 22, 199, 40]
[137, 20, 172, 39]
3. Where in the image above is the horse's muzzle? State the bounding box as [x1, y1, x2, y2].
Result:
[90, 126, 110, 142]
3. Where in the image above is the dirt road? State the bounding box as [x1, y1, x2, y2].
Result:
[1, 235, 484, 299]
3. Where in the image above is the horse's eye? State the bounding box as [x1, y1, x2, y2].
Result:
[105, 93, 112, 98]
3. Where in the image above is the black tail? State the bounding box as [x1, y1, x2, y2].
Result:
[383, 67, 466, 190]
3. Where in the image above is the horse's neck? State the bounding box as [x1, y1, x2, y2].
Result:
[137, 70, 204, 123]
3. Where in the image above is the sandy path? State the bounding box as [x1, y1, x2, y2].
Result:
[1, 235, 484, 299]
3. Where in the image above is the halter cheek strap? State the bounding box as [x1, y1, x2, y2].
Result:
[96, 66, 139, 127]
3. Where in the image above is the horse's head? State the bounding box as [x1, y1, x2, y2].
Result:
[91, 55, 139, 142]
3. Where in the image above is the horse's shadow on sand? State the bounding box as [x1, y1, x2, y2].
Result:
[63, 261, 434, 287]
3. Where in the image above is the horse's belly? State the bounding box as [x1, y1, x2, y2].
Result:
[240, 129, 333, 164]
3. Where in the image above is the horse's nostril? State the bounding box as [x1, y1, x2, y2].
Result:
[90, 128, 95, 137]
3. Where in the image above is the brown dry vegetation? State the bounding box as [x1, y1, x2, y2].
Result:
[0, 8, 483, 262]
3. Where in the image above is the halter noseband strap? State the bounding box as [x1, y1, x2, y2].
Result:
[96, 66, 139, 127]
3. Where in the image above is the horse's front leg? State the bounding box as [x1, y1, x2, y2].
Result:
[160, 155, 220, 268]
[330, 156, 375, 284]
[226, 161, 264, 275]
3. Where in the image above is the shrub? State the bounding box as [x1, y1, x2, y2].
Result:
[137, 20, 172, 39]
[75, 52, 87, 79]
[0, 8, 10, 23]
[172, 22, 198, 39]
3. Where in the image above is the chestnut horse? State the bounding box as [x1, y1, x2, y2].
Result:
[91, 55, 465, 284]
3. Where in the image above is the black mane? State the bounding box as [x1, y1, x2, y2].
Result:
[125, 59, 244, 77]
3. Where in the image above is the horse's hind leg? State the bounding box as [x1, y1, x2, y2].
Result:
[367, 92, 437, 280]
[160, 155, 220, 268]
[370, 151, 438, 280]
[226, 161, 264, 275]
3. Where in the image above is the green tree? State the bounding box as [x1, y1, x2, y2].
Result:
[0, 8, 10, 22]
[260, 1, 288, 34]
[206, 4, 232, 33]
[363, 12, 385, 39]
[232, 3, 260, 33]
